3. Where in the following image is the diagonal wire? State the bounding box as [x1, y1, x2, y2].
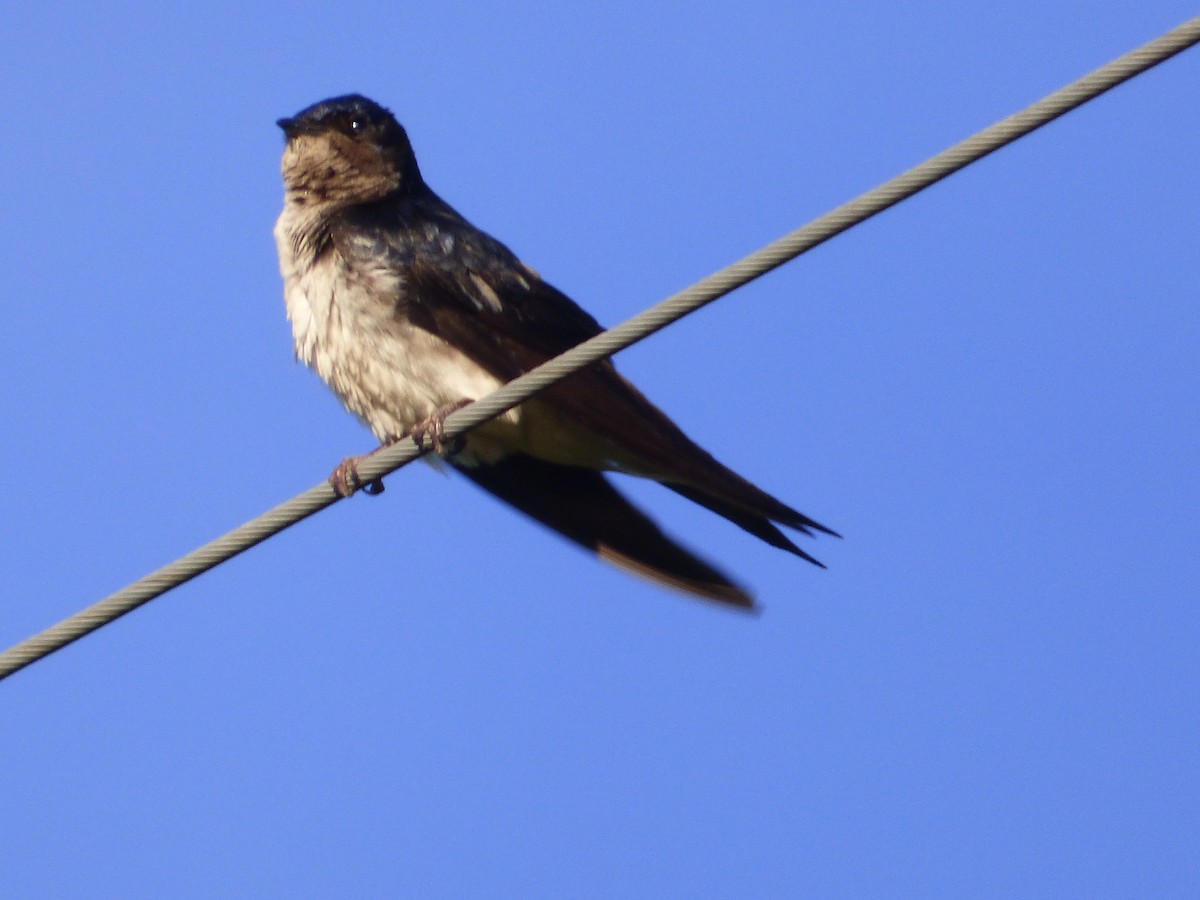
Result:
[2, 16, 1198, 682]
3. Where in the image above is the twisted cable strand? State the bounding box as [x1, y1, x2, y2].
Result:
[3, 16, 1197, 681]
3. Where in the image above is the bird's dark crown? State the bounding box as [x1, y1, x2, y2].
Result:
[277, 94, 406, 148]
[276, 94, 422, 201]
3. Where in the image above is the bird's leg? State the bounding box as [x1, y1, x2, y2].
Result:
[328, 400, 472, 496]
[409, 398, 474, 456]
[328, 435, 403, 498]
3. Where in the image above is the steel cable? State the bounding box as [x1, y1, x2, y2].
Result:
[3, 16, 1197, 680]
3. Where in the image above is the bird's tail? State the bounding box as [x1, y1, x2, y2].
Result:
[454, 454, 755, 608]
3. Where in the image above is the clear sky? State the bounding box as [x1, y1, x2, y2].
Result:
[2, 3, 1197, 897]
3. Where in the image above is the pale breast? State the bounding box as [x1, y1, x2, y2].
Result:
[275, 207, 509, 445]
[273, 203, 628, 471]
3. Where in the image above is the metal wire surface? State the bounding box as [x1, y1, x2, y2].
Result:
[2, 16, 1197, 681]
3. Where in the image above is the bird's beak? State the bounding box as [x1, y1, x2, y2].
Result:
[276, 116, 297, 139]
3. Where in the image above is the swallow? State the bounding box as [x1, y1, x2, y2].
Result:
[273, 94, 837, 608]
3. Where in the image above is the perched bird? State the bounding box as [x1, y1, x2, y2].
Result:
[274, 94, 836, 608]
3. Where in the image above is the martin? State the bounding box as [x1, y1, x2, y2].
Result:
[274, 94, 836, 608]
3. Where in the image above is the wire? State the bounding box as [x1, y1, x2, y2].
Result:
[2, 16, 1198, 681]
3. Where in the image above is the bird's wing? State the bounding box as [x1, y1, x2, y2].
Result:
[456, 454, 755, 608]
[331, 198, 837, 548]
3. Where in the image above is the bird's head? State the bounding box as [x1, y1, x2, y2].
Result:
[276, 94, 420, 206]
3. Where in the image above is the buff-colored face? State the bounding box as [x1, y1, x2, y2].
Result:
[277, 98, 414, 206]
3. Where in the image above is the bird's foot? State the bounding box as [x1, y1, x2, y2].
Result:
[329, 455, 379, 497]
[328, 437, 402, 497]
[409, 399, 473, 456]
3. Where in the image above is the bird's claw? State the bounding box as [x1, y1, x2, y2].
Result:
[409, 399, 473, 456]
[327, 405, 470, 496]
[328, 457, 360, 497]
[329, 455, 384, 497]
[328, 437, 404, 497]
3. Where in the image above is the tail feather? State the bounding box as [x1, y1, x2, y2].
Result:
[564, 369, 840, 542]
[658, 453, 841, 541]
[454, 455, 755, 608]
[665, 483, 827, 568]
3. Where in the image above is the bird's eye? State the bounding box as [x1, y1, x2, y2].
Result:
[348, 116, 367, 133]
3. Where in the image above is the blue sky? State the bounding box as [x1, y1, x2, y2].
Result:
[2, 3, 1197, 897]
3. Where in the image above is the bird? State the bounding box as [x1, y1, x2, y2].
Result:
[273, 94, 837, 608]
